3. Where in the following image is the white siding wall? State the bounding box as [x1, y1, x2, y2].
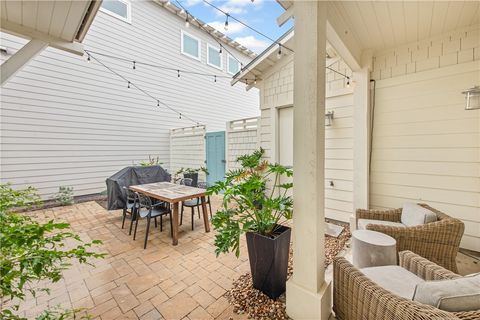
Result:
[226, 117, 259, 171]
[259, 54, 355, 222]
[370, 25, 480, 250]
[170, 125, 206, 180]
[0, 0, 259, 198]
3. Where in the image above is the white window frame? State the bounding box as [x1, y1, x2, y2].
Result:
[206, 44, 223, 70]
[181, 30, 201, 61]
[100, 0, 132, 23]
[227, 54, 241, 75]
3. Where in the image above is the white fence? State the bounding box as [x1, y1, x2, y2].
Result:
[226, 117, 260, 171]
[170, 125, 206, 180]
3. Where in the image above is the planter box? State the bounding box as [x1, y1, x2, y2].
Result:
[246, 225, 291, 299]
[183, 173, 198, 187]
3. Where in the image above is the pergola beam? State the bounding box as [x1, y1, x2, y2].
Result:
[326, 3, 362, 71]
[276, 5, 294, 27]
[0, 39, 48, 86]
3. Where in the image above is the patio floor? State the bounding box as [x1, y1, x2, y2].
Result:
[18, 199, 251, 320]
[15, 199, 479, 320]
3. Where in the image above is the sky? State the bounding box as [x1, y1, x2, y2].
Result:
[179, 0, 293, 54]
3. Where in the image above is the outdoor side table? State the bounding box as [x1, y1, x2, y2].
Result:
[352, 230, 397, 268]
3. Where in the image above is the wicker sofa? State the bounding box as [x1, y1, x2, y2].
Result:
[356, 204, 464, 272]
[333, 251, 480, 320]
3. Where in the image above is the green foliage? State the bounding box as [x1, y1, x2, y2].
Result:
[208, 148, 293, 257]
[54, 186, 74, 206]
[173, 167, 209, 183]
[0, 184, 105, 319]
[139, 155, 163, 167]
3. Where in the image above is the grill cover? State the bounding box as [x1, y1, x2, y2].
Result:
[106, 166, 171, 210]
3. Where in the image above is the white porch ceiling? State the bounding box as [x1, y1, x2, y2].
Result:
[279, 1, 480, 52]
[332, 1, 480, 52]
[1, 0, 100, 43]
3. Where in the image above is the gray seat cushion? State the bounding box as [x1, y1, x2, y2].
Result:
[401, 202, 437, 227]
[358, 219, 406, 230]
[413, 273, 480, 312]
[361, 265, 425, 299]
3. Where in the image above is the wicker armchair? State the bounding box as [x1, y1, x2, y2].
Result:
[333, 251, 480, 320]
[356, 204, 464, 272]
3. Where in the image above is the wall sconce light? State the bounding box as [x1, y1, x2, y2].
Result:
[462, 86, 480, 110]
[325, 111, 334, 126]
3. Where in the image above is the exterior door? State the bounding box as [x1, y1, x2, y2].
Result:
[206, 131, 226, 186]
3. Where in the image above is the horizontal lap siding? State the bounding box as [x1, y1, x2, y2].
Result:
[370, 62, 480, 251]
[259, 57, 354, 223]
[0, 1, 258, 198]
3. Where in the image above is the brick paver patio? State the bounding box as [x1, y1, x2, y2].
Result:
[18, 199, 251, 320]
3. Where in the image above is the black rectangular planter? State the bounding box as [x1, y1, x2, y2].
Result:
[183, 173, 198, 187]
[246, 225, 291, 299]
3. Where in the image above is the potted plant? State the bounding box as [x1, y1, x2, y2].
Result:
[208, 148, 293, 298]
[175, 167, 209, 186]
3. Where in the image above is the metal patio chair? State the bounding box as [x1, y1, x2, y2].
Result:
[122, 186, 137, 230]
[132, 193, 172, 249]
[180, 181, 212, 230]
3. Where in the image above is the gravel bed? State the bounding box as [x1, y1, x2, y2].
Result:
[225, 222, 351, 320]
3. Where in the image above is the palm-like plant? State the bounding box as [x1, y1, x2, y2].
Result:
[208, 148, 293, 257]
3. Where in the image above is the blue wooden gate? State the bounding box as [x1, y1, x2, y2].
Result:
[206, 131, 226, 187]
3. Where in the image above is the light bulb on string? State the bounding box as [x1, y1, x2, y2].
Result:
[157, 100, 160, 107]
[219, 45, 222, 54]
[185, 12, 190, 28]
[277, 44, 282, 59]
[346, 78, 350, 88]
[179, 113, 182, 119]
[127, 81, 130, 88]
[86, 53, 91, 63]
[224, 14, 229, 31]
[214, 75, 217, 82]
[133, 61, 136, 70]
[254, 77, 257, 85]
[177, 70, 180, 77]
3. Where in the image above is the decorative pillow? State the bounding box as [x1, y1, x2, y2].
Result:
[401, 202, 437, 227]
[413, 274, 480, 312]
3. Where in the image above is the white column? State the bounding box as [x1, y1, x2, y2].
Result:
[286, 2, 331, 319]
[1, 39, 48, 86]
[351, 68, 371, 230]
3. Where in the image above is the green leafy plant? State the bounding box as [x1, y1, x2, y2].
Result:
[208, 148, 293, 257]
[53, 186, 74, 206]
[173, 167, 209, 183]
[0, 184, 105, 319]
[139, 155, 163, 167]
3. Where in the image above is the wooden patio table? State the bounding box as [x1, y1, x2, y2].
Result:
[129, 181, 210, 245]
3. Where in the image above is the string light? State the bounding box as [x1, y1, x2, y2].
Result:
[85, 50, 201, 126]
[346, 78, 350, 88]
[224, 14, 229, 31]
[179, 113, 182, 119]
[214, 75, 217, 82]
[254, 77, 257, 85]
[185, 11, 190, 28]
[202, 0, 294, 53]
[127, 81, 130, 88]
[219, 45, 222, 54]
[133, 61, 136, 70]
[86, 53, 91, 63]
[277, 44, 282, 59]
[84, 49, 257, 82]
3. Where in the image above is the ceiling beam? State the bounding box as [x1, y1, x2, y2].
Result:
[277, 5, 294, 27]
[1, 39, 48, 86]
[326, 3, 362, 71]
[0, 19, 84, 56]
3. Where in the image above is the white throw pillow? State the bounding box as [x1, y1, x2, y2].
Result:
[401, 202, 437, 227]
[413, 274, 480, 312]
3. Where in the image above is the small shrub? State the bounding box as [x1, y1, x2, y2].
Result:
[139, 155, 163, 166]
[54, 186, 74, 206]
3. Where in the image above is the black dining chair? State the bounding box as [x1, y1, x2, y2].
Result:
[122, 186, 138, 230]
[180, 181, 212, 230]
[132, 193, 172, 249]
